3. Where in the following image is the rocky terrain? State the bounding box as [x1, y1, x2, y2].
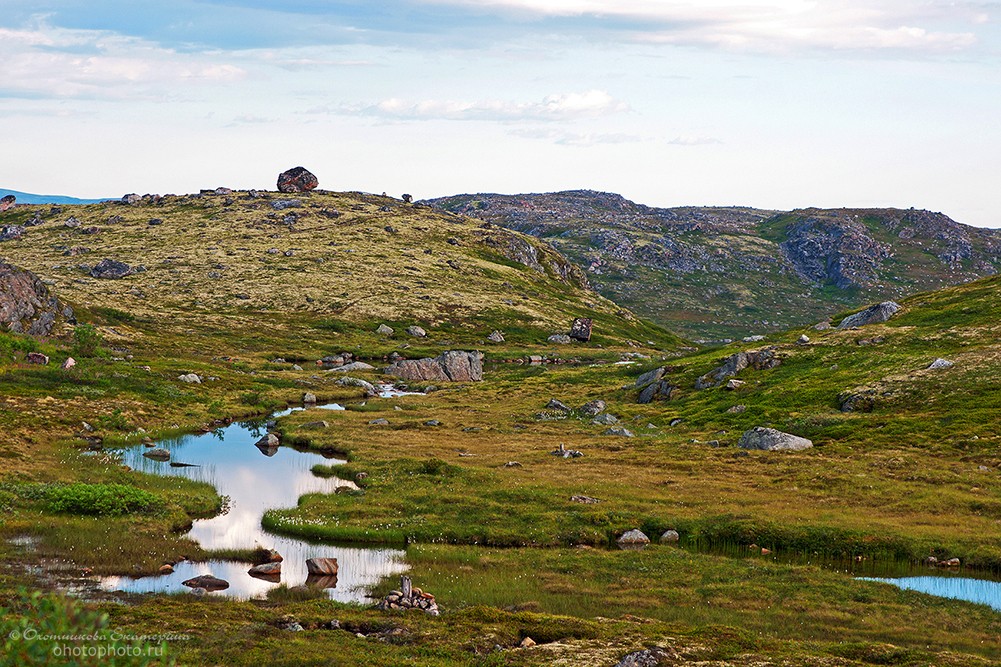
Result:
[430, 191, 1001, 339]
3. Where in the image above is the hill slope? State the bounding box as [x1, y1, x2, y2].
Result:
[0, 189, 681, 353]
[430, 190, 1001, 339]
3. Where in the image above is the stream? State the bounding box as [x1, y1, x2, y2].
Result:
[97, 401, 407, 602]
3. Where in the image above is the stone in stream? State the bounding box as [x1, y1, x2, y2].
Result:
[255, 433, 280, 456]
[335, 376, 378, 396]
[142, 448, 170, 460]
[617, 529, 650, 549]
[305, 557, 339, 576]
[248, 562, 282, 578]
[182, 574, 229, 591]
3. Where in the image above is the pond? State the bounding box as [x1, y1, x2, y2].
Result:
[97, 400, 408, 602]
[860, 575, 1001, 612]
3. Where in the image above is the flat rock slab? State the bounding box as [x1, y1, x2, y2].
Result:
[182, 574, 229, 591]
[305, 557, 339, 576]
[738, 427, 813, 451]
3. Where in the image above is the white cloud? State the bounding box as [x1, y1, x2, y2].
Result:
[419, 0, 983, 54]
[667, 135, 722, 146]
[509, 127, 644, 146]
[0, 21, 245, 101]
[326, 89, 629, 121]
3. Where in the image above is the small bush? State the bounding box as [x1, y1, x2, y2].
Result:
[72, 324, 103, 357]
[47, 483, 165, 516]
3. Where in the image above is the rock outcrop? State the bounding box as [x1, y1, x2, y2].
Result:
[0, 262, 73, 336]
[384, 351, 483, 382]
[90, 258, 134, 279]
[837, 301, 901, 328]
[738, 427, 813, 451]
[696, 348, 779, 389]
[277, 167, 318, 193]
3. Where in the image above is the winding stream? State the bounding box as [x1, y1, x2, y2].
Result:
[98, 402, 407, 602]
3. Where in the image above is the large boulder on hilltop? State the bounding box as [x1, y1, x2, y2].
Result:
[738, 427, 813, 451]
[384, 351, 483, 382]
[837, 301, 901, 329]
[0, 262, 73, 336]
[277, 167, 318, 193]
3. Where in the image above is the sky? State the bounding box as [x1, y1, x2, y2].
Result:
[1, 1, 999, 226]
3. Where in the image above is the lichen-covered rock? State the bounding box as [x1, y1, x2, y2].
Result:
[90, 258, 133, 279]
[569, 317, 592, 341]
[738, 427, 813, 451]
[0, 194, 15, 212]
[0, 262, 73, 336]
[837, 301, 901, 328]
[384, 350, 483, 382]
[696, 348, 779, 389]
[617, 529, 650, 547]
[276, 166, 318, 193]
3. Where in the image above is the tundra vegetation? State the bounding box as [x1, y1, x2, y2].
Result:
[0, 188, 999, 666]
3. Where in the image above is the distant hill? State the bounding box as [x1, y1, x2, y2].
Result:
[429, 190, 1001, 339]
[0, 188, 109, 206]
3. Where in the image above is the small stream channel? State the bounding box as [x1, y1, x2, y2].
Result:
[96, 399, 408, 602]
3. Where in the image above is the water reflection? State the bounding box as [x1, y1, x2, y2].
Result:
[860, 576, 1001, 612]
[100, 405, 407, 601]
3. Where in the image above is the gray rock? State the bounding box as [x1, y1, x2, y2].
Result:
[1, 263, 73, 337]
[255, 433, 280, 450]
[369, 418, 390, 426]
[742, 335, 765, 342]
[659, 530, 680, 543]
[603, 427, 634, 437]
[301, 421, 329, 429]
[579, 399, 606, 417]
[248, 562, 281, 577]
[142, 448, 170, 460]
[547, 333, 572, 344]
[724, 378, 745, 390]
[0, 194, 15, 212]
[927, 358, 954, 370]
[405, 325, 427, 337]
[90, 258, 133, 279]
[327, 361, 375, 373]
[545, 399, 572, 412]
[178, 373, 201, 383]
[638, 380, 677, 403]
[797, 334, 810, 345]
[384, 350, 483, 382]
[303, 392, 317, 403]
[726, 404, 747, 414]
[592, 413, 618, 425]
[615, 648, 671, 667]
[738, 427, 813, 451]
[569, 317, 592, 342]
[617, 529, 650, 546]
[26, 352, 49, 365]
[182, 575, 229, 591]
[335, 376, 378, 396]
[569, 495, 600, 504]
[634, 367, 666, 388]
[837, 301, 901, 328]
[696, 348, 779, 389]
[814, 320, 832, 331]
[487, 330, 505, 343]
[376, 324, 394, 335]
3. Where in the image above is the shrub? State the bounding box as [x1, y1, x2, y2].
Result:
[47, 483, 165, 516]
[72, 324, 103, 357]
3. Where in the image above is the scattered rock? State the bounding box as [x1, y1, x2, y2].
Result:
[504, 461, 522, 468]
[579, 399, 606, 417]
[547, 333, 572, 344]
[669, 418, 683, 427]
[839, 389, 877, 413]
[570, 495, 600, 504]
[569, 317, 593, 342]
[61, 357, 76, 370]
[305, 557, 339, 576]
[301, 420, 329, 429]
[545, 399, 572, 412]
[158, 564, 174, 574]
[519, 637, 537, 648]
[335, 376, 378, 396]
[659, 530, 680, 543]
[178, 373, 201, 384]
[369, 418, 389, 426]
[603, 427, 635, 437]
[617, 529, 650, 548]
[405, 325, 427, 338]
[635, 367, 666, 388]
[248, 562, 282, 577]
[384, 350, 483, 382]
[376, 576, 439, 616]
[738, 427, 813, 452]
[814, 320, 832, 331]
[26, 352, 49, 365]
[487, 330, 505, 343]
[271, 199, 302, 211]
[837, 301, 901, 328]
[724, 378, 745, 390]
[726, 404, 747, 414]
[927, 358, 954, 370]
[743, 335, 766, 342]
[90, 258, 134, 280]
[592, 413, 618, 425]
[142, 448, 170, 460]
[696, 348, 780, 389]
[637, 380, 677, 404]
[303, 392, 317, 404]
[182, 575, 229, 591]
[797, 334, 810, 345]
[376, 324, 394, 335]
[424, 419, 442, 427]
[0, 194, 15, 212]
[614, 648, 672, 667]
[551, 443, 584, 458]
[328, 361, 376, 373]
[261, 549, 283, 563]
[277, 166, 318, 193]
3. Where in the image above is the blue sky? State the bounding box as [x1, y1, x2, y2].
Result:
[1, 0, 999, 226]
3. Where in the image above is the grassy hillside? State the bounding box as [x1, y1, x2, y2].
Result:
[431, 191, 1001, 340]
